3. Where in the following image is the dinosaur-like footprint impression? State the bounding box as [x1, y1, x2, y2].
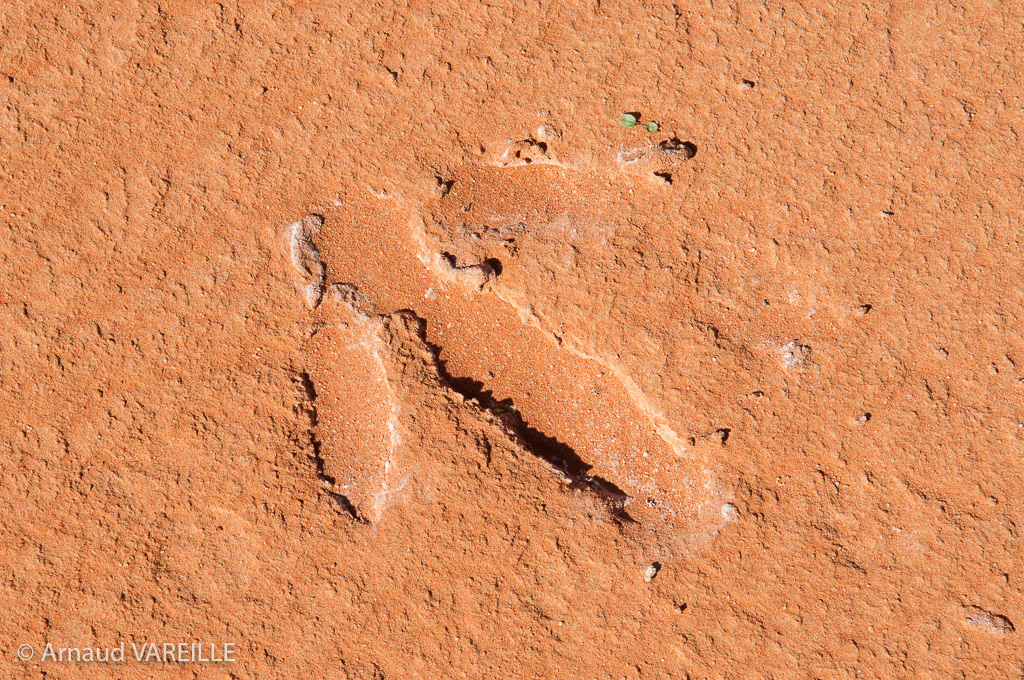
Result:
[291, 160, 746, 551]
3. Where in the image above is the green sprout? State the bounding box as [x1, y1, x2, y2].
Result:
[619, 113, 659, 133]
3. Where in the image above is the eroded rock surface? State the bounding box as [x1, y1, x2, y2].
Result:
[3, 1, 1024, 678]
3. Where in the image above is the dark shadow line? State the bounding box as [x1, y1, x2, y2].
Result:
[431, 349, 636, 524]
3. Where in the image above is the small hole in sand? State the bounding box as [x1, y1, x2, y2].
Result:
[659, 138, 697, 159]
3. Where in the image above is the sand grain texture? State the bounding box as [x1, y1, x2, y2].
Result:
[2, 1, 1023, 678]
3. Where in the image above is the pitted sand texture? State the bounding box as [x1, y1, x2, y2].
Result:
[2, 2, 1024, 678]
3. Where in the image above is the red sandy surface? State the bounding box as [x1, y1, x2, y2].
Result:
[2, 1, 1022, 678]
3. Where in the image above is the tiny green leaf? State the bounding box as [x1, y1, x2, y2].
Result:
[620, 119, 636, 128]
[646, 122, 659, 133]
[621, 113, 637, 123]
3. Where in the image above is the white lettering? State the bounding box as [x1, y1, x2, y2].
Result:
[39, 640, 233, 663]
